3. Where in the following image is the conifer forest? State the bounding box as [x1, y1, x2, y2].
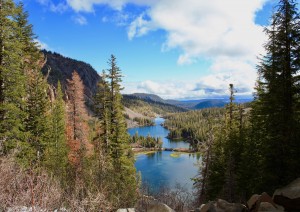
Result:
[0, 0, 299, 211]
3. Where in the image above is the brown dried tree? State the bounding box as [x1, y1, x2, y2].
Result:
[66, 71, 92, 191]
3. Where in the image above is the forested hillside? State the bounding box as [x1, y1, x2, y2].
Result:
[164, 108, 226, 150]
[123, 94, 187, 117]
[0, 2, 137, 209]
[0, 0, 299, 211]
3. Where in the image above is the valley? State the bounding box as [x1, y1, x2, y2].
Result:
[1, 0, 299, 211]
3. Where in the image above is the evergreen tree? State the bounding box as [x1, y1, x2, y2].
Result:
[94, 71, 111, 153]
[44, 82, 68, 185]
[105, 55, 138, 208]
[0, 0, 27, 153]
[252, 0, 300, 192]
[92, 70, 113, 189]
[21, 56, 50, 168]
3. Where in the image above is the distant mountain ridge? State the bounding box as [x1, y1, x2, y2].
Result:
[129, 93, 165, 102]
[40, 51, 252, 112]
[193, 99, 227, 109]
[125, 93, 253, 110]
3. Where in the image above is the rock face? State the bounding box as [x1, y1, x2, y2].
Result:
[273, 178, 300, 211]
[116, 209, 135, 212]
[199, 199, 247, 212]
[42, 50, 101, 101]
[257, 202, 283, 212]
[146, 202, 175, 212]
[247, 192, 283, 212]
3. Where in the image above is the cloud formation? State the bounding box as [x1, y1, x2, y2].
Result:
[63, 0, 269, 97]
[37, 0, 68, 13]
[73, 14, 88, 25]
[34, 39, 51, 50]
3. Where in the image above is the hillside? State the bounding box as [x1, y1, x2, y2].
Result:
[123, 94, 187, 117]
[40, 51, 186, 125]
[129, 93, 166, 102]
[42, 50, 100, 101]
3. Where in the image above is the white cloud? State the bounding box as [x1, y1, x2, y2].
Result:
[36, 0, 68, 13]
[135, 0, 267, 65]
[66, 0, 157, 12]
[34, 39, 51, 50]
[128, 13, 153, 40]
[123, 74, 253, 99]
[73, 14, 88, 25]
[65, 0, 270, 97]
[50, 2, 68, 13]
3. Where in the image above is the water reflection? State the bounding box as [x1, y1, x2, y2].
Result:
[129, 118, 201, 192]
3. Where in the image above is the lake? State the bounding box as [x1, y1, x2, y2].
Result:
[128, 117, 201, 193]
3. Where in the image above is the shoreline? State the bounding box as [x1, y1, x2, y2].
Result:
[132, 147, 197, 154]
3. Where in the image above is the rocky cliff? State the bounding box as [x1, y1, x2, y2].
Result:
[41, 50, 100, 101]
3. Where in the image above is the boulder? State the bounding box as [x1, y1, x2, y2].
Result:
[247, 194, 261, 210]
[199, 201, 217, 212]
[147, 202, 175, 212]
[257, 202, 283, 212]
[116, 209, 135, 212]
[199, 199, 246, 212]
[216, 199, 247, 212]
[273, 178, 300, 211]
[247, 192, 278, 212]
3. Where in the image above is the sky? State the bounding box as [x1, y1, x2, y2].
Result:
[20, 0, 290, 99]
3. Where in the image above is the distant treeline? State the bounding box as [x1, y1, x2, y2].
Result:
[164, 108, 225, 151]
[130, 132, 163, 148]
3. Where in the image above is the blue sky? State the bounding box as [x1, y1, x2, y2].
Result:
[21, 0, 287, 99]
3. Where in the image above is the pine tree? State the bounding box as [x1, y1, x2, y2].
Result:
[106, 55, 138, 208]
[21, 56, 50, 169]
[92, 70, 113, 188]
[44, 82, 68, 185]
[252, 0, 300, 192]
[94, 71, 111, 153]
[0, 0, 27, 153]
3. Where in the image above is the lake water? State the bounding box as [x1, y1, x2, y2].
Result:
[128, 117, 201, 193]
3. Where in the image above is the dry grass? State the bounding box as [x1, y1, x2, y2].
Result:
[0, 156, 63, 211]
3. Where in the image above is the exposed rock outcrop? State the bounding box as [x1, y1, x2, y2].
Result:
[116, 208, 135, 212]
[247, 192, 283, 212]
[199, 199, 247, 212]
[273, 178, 300, 211]
[146, 201, 175, 212]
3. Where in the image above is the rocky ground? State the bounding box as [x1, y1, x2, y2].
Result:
[118, 178, 300, 212]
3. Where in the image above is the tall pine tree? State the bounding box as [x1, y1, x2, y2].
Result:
[94, 55, 138, 208]
[44, 82, 68, 185]
[0, 0, 27, 153]
[252, 0, 300, 192]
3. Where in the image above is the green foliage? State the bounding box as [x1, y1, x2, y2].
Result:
[0, 0, 27, 152]
[132, 117, 155, 126]
[130, 132, 163, 148]
[250, 0, 300, 193]
[22, 58, 50, 167]
[192, 0, 300, 203]
[44, 82, 68, 186]
[164, 108, 225, 151]
[93, 55, 138, 208]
